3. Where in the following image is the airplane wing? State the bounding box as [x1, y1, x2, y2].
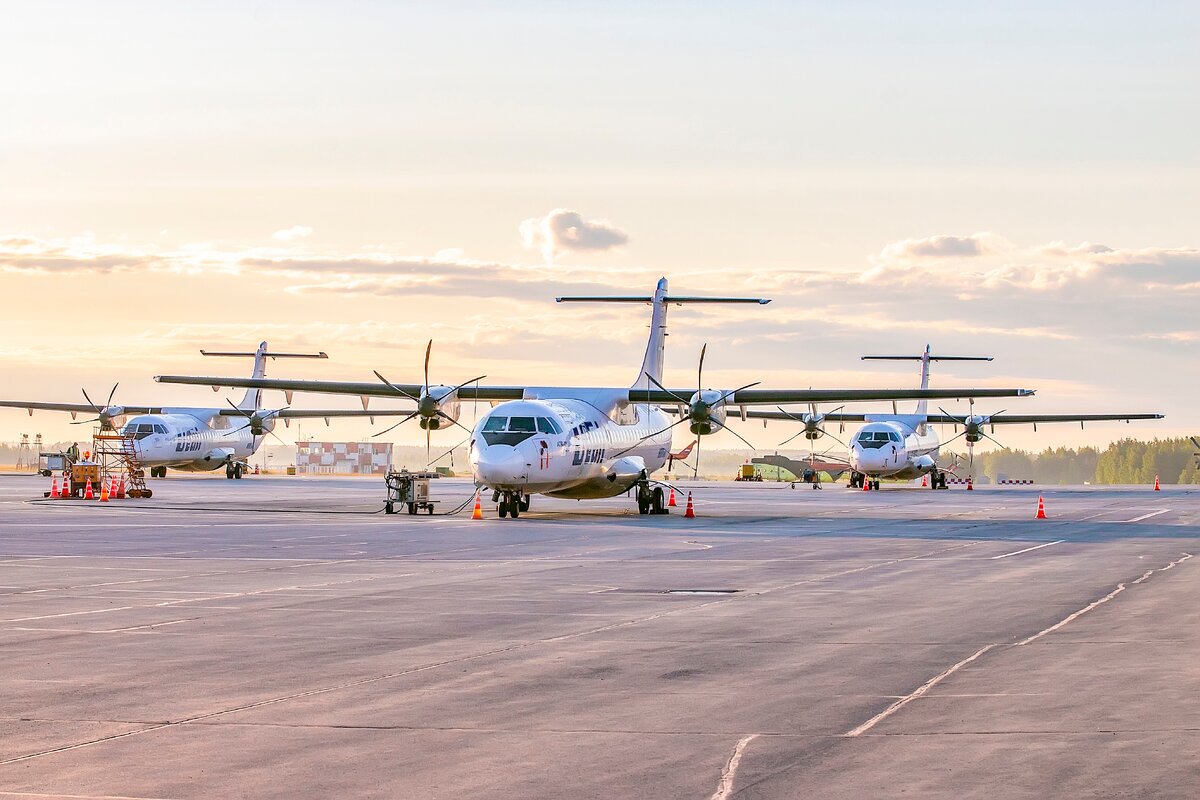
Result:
[216, 409, 416, 419]
[0, 401, 161, 416]
[923, 413, 1164, 425]
[154, 375, 1034, 405]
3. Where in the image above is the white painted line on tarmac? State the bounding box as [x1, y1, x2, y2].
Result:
[991, 540, 1065, 559]
[1125, 509, 1169, 523]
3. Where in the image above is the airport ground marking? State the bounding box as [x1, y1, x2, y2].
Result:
[991, 540, 1065, 559]
[710, 733, 760, 800]
[844, 551, 1194, 737]
[1123, 509, 1170, 523]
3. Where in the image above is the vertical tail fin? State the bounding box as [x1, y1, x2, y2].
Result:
[862, 347, 993, 418]
[556, 278, 769, 392]
[199, 343, 329, 410]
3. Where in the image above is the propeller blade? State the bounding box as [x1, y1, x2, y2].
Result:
[449, 375, 488, 395]
[820, 429, 849, 449]
[697, 343, 706, 395]
[70, 417, 101, 425]
[437, 411, 475, 434]
[106, 382, 119, 409]
[426, 426, 431, 462]
[715, 420, 756, 451]
[372, 410, 421, 438]
[941, 429, 970, 446]
[644, 372, 691, 405]
[774, 406, 806, 422]
[693, 436, 701, 480]
[372, 370, 419, 400]
[716, 381, 762, 406]
[979, 431, 1007, 449]
[777, 429, 809, 448]
[225, 398, 254, 419]
[423, 339, 432, 394]
[81, 388, 101, 415]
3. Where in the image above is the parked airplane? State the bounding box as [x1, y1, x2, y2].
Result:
[0, 343, 415, 478]
[759, 347, 1163, 489]
[155, 280, 1034, 514]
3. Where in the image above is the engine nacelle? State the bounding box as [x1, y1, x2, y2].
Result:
[688, 390, 728, 436]
[963, 414, 988, 443]
[204, 447, 235, 463]
[419, 385, 462, 430]
[604, 457, 647, 490]
[803, 413, 824, 440]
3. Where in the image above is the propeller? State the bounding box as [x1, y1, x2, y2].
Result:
[937, 398, 1007, 479]
[226, 400, 289, 445]
[372, 339, 486, 460]
[774, 404, 849, 449]
[73, 383, 126, 430]
[619, 343, 761, 479]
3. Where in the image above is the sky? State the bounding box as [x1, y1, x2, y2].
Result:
[1, 1, 1197, 454]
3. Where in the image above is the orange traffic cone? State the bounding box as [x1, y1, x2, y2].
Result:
[99, 481, 110, 502]
[49, 476, 59, 498]
[684, 492, 695, 518]
[921, 475, 927, 488]
[967, 476, 973, 491]
[862, 478, 870, 491]
[471, 491, 483, 520]
[1154, 475, 1161, 492]
[1035, 495, 1047, 519]
[117, 479, 126, 499]
[84, 479, 94, 500]
[668, 487, 677, 507]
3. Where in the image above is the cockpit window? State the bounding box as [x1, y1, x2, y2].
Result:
[122, 423, 156, 440]
[509, 417, 536, 433]
[480, 414, 539, 446]
[857, 430, 893, 449]
[153, 424, 167, 434]
[536, 417, 560, 434]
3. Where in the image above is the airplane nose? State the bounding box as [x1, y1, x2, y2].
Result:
[475, 445, 527, 486]
[854, 447, 885, 471]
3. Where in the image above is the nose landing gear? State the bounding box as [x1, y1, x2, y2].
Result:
[496, 490, 527, 518]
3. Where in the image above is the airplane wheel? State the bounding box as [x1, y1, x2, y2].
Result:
[518, 495, 530, 512]
[651, 487, 665, 514]
[498, 502, 508, 519]
[509, 495, 520, 519]
[225, 466, 234, 479]
[234, 464, 244, 479]
[141, 489, 152, 499]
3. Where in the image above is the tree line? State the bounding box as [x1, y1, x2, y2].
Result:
[952, 438, 1200, 485]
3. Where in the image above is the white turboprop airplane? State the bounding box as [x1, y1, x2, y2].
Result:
[0, 343, 417, 479]
[759, 346, 1164, 490]
[155, 280, 1036, 515]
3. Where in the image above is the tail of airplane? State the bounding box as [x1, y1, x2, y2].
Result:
[556, 278, 769, 391]
[200, 342, 329, 410]
[862, 346, 992, 417]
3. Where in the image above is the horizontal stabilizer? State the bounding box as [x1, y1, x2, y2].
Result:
[557, 295, 769, 304]
[201, 350, 329, 359]
[861, 355, 993, 362]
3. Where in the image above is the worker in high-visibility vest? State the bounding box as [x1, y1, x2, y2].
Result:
[66, 442, 80, 464]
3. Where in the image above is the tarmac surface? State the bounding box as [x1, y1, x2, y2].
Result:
[0, 474, 1197, 799]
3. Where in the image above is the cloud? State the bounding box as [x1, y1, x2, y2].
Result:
[519, 208, 628, 262]
[877, 232, 1007, 263]
[272, 225, 313, 241]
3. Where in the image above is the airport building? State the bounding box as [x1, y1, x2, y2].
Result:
[295, 441, 392, 475]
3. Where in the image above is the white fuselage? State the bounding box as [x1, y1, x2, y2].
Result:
[120, 410, 263, 472]
[850, 417, 940, 480]
[468, 396, 674, 498]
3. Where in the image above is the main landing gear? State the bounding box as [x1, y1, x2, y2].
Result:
[848, 472, 881, 491]
[494, 490, 528, 518]
[225, 463, 244, 480]
[149, 466, 168, 479]
[636, 482, 668, 515]
[927, 468, 948, 490]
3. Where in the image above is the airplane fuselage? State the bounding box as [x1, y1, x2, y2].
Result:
[120, 410, 263, 472]
[469, 396, 673, 499]
[850, 418, 940, 481]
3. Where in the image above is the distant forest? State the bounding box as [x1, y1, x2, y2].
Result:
[949, 438, 1200, 485]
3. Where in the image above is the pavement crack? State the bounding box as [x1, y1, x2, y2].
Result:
[710, 733, 759, 800]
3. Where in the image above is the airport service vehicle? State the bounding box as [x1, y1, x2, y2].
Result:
[756, 347, 1163, 490]
[0, 343, 416, 479]
[155, 279, 1034, 516]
